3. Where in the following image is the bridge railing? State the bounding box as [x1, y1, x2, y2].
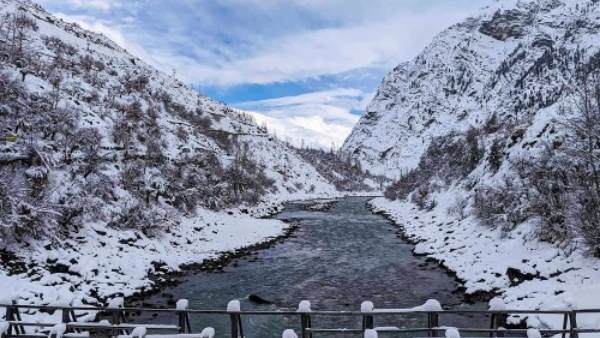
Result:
[2, 300, 600, 338]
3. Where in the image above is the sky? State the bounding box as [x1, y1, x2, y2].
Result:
[38, 0, 491, 149]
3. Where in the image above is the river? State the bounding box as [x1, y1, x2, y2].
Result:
[135, 197, 487, 337]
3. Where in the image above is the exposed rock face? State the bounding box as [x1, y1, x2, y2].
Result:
[342, 0, 600, 178]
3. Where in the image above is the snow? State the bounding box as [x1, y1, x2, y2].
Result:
[107, 297, 124, 309]
[0, 0, 356, 325]
[527, 328, 541, 338]
[489, 298, 506, 311]
[361, 301, 374, 313]
[282, 329, 298, 338]
[226, 300, 241, 312]
[199, 327, 215, 338]
[421, 299, 443, 312]
[175, 299, 189, 311]
[130, 327, 147, 338]
[48, 324, 67, 338]
[297, 300, 311, 313]
[364, 329, 378, 338]
[372, 299, 443, 313]
[342, 0, 600, 180]
[0, 322, 9, 336]
[445, 327, 460, 338]
[370, 195, 600, 333]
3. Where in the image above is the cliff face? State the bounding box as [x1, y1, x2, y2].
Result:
[342, 0, 599, 178]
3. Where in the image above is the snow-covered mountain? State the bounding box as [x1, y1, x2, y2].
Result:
[0, 0, 346, 243]
[343, 0, 600, 327]
[342, 0, 599, 178]
[0, 0, 377, 308]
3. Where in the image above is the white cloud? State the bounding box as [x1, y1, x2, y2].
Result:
[43, 1, 488, 86]
[65, 0, 119, 11]
[238, 88, 371, 149]
[135, 2, 483, 86]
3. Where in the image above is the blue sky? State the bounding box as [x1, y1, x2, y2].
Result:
[39, 0, 491, 148]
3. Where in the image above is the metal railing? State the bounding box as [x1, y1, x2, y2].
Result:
[2, 300, 600, 338]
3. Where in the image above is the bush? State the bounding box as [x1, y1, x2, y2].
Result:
[473, 177, 530, 232]
[385, 128, 483, 206]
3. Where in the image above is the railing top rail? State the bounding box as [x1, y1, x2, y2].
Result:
[0, 303, 598, 315]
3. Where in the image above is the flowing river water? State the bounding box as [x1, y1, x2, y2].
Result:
[135, 197, 488, 337]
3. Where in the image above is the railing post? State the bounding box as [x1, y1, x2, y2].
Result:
[7, 300, 24, 335]
[361, 301, 374, 331]
[562, 313, 568, 338]
[61, 307, 70, 323]
[430, 312, 439, 337]
[227, 300, 243, 338]
[298, 301, 312, 338]
[489, 312, 506, 337]
[176, 299, 191, 333]
[422, 299, 443, 338]
[488, 299, 507, 338]
[107, 297, 126, 335]
[427, 312, 433, 337]
[569, 311, 578, 338]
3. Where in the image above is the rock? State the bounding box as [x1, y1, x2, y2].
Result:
[248, 294, 274, 305]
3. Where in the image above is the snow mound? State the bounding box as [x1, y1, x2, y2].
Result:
[527, 328, 541, 338]
[176, 299, 189, 311]
[364, 329, 378, 338]
[199, 327, 215, 338]
[445, 327, 460, 338]
[48, 323, 67, 338]
[282, 329, 298, 338]
[107, 297, 124, 309]
[489, 298, 506, 311]
[226, 300, 241, 312]
[297, 300, 311, 313]
[131, 326, 147, 338]
[420, 299, 442, 312]
[361, 301, 374, 312]
[0, 322, 10, 335]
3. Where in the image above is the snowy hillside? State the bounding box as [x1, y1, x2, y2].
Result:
[343, 0, 600, 247]
[0, 0, 372, 309]
[342, 0, 599, 178]
[343, 0, 600, 330]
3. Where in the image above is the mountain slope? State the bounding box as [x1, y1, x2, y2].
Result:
[342, 0, 597, 178]
[0, 0, 365, 310]
[342, 0, 600, 328]
[0, 0, 343, 243]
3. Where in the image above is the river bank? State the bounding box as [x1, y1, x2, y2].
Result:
[369, 192, 600, 332]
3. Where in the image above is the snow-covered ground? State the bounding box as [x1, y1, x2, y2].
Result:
[0, 206, 281, 316]
[370, 191, 600, 333]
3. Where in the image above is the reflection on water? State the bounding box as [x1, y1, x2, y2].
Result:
[135, 197, 487, 337]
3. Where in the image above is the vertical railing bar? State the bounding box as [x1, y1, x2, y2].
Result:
[431, 311, 439, 337]
[185, 310, 191, 334]
[562, 313, 568, 338]
[11, 301, 24, 335]
[229, 313, 238, 338]
[237, 315, 244, 338]
[427, 312, 433, 337]
[569, 311, 578, 338]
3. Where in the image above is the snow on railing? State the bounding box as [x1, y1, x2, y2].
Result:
[445, 327, 460, 338]
[364, 328, 378, 338]
[226, 300, 243, 338]
[281, 329, 298, 338]
[0, 298, 597, 338]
